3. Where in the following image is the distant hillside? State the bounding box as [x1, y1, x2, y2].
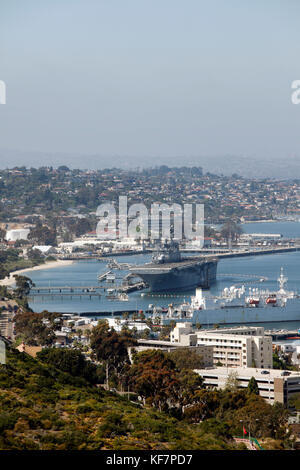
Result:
[0, 346, 235, 450]
[196, 155, 300, 179]
[0, 148, 299, 179]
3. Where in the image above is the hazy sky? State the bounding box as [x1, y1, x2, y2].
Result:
[1, 0, 300, 168]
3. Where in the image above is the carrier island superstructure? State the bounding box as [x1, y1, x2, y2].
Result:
[130, 241, 218, 292]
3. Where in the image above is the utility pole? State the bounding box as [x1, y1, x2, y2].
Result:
[106, 362, 109, 391]
[239, 419, 244, 438]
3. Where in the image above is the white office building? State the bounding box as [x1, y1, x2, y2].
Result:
[5, 228, 30, 241]
[194, 366, 300, 405]
[171, 324, 273, 369]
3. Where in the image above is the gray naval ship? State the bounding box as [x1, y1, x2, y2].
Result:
[130, 240, 218, 292]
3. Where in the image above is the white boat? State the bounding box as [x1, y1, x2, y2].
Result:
[106, 288, 118, 299]
[118, 293, 129, 301]
[106, 274, 116, 282]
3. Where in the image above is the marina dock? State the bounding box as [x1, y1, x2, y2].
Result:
[265, 330, 300, 341]
[29, 281, 148, 298]
[30, 285, 104, 293]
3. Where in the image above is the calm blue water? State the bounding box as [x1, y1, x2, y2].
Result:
[26, 222, 300, 330]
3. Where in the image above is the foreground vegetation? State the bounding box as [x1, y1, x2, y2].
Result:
[0, 346, 237, 450]
[0, 342, 295, 450]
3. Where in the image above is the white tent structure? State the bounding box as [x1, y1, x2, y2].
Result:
[5, 229, 30, 241]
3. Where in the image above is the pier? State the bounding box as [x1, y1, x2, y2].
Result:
[75, 310, 142, 317]
[29, 285, 104, 299]
[216, 246, 300, 259]
[30, 293, 102, 299]
[57, 250, 150, 261]
[97, 271, 112, 282]
[265, 330, 300, 341]
[186, 245, 300, 260]
[29, 281, 148, 298]
[56, 245, 300, 263]
[30, 285, 104, 293]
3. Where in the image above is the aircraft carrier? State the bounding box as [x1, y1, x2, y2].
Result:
[130, 241, 218, 292]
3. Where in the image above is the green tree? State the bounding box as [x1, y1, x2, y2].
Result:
[177, 369, 204, 409]
[129, 350, 180, 412]
[14, 311, 56, 346]
[247, 376, 259, 395]
[28, 223, 57, 246]
[0, 228, 6, 242]
[199, 418, 232, 440]
[289, 392, 300, 411]
[220, 221, 243, 244]
[27, 248, 44, 262]
[0, 266, 9, 281]
[168, 348, 204, 370]
[225, 370, 239, 391]
[90, 320, 136, 388]
[37, 348, 103, 384]
[183, 389, 220, 423]
[13, 275, 35, 298]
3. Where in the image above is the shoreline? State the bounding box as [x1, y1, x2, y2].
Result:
[0, 259, 75, 287]
[241, 220, 278, 224]
[242, 219, 300, 224]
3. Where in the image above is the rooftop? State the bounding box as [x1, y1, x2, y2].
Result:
[195, 366, 300, 380]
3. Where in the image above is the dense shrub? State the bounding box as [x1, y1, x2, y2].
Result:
[98, 412, 129, 438]
[0, 413, 18, 434]
[37, 348, 103, 384]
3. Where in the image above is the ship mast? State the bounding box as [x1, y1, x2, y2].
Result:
[278, 267, 288, 293]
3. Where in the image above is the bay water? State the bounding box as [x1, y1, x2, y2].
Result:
[27, 221, 300, 330]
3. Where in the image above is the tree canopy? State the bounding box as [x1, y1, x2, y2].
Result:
[247, 376, 259, 395]
[37, 348, 104, 384]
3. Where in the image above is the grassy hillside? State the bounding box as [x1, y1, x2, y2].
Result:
[0, 346, 239, 450]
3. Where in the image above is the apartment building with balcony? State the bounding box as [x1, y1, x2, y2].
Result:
[170, 324, 273, 369]
[194, 366, 300, 405]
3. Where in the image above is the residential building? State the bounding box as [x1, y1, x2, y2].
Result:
[194, 366, 300, 405]
[171, 324, 273, 369]
[128, 338, 214, 367]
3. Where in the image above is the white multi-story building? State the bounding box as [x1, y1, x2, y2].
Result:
[171, 324, 273, 369]
[128, 339, 214, 367]
[105, 318, 149, 333]
[171, 323, 194, 343]
[5, 228, 30, 241]
[194, 366, 300, 405]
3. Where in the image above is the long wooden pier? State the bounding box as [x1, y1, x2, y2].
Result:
[31, 285, 104, 293]
[29, 281, 148, 297]
[29, 285, 103, 299]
